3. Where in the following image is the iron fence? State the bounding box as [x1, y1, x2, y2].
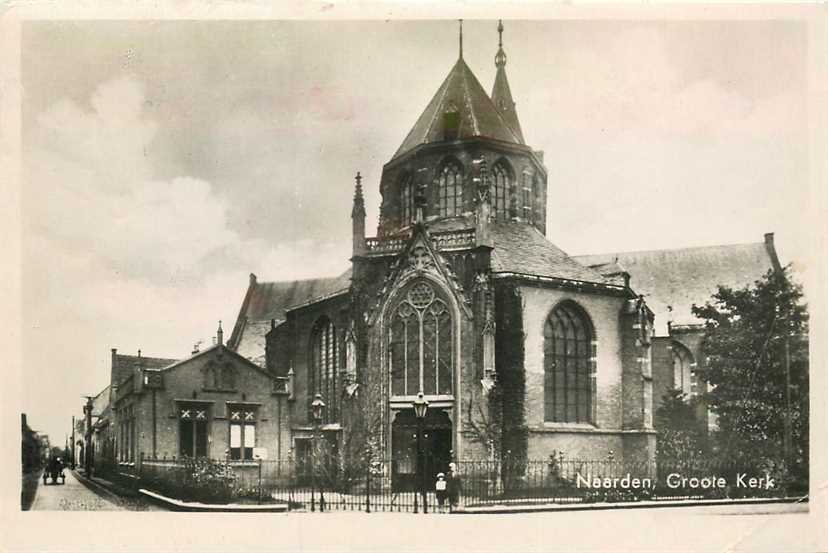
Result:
[120, 454, 802, 512]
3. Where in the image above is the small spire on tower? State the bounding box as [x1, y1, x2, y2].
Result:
[216, 320, 223, 346]
[352, 171, 365, 218]
[495, 19, 507, 68]
[459, 19, 463, 59]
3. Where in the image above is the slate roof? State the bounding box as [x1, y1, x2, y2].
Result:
[228, 269, 353, 365]
[392, 58, 524, 161]
[489, 222, 611, 285]
[112, 353, 178, 388]
[574, 239, 779, 334]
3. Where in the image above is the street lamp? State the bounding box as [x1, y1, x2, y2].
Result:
[413, 392, 429, 514]
[311, 393, 326, 513]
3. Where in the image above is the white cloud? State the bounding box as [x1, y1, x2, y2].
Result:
[22, 74, 351, 435]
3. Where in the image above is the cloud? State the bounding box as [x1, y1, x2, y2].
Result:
[22, 74, 351, 435]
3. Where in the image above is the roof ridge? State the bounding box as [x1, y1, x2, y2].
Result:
[575, 240, 766, 259]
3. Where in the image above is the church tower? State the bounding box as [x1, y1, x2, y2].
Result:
[374, 21, 548, 239]
[347, 21, 655, 470]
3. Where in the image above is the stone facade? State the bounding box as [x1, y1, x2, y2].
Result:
[109, 343, 290, 464]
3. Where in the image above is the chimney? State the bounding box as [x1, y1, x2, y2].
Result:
[217, 320, 224, 346]
[249, 273, 257, 285]
[137, 349, 141, 358]
[352, 172, 366, 257]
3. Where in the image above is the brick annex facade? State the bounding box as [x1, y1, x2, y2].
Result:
[83, 23, 782, 479]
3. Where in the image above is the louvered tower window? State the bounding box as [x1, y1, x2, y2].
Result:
[490, 162, 510, 219]
[522, 172, 533, 221]
[389, 281, 453, 397]
[400, 173, 414, 226]
[544, 301, 594, 423]
[310, 317, 339, 423]
[436, 160, 463, 218]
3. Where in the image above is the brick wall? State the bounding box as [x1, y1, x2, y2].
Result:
[115, 347, 290, 462]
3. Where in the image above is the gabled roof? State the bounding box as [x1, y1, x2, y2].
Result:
[574, 237, 780, 334]
[228, 269, 352, 365]
[392, 58, 524, 161]
[154, 344, 276, 381]
[112, 352, 178, 388]
[489, 222, 611, 285]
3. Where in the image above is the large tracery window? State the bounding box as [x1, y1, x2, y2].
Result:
[310, 317, 339, 423]
[544, 301, 594, 423]
[436, 160, 463, 218]
[399, 173, 414, 226]
[389, 281, 453, 397]
[490, 161, 510, 218]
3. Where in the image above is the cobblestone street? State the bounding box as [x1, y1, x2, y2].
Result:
[30, 470, 162, 511]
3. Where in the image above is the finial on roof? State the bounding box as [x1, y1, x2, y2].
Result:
[352, 171, 366, 219]
[217, 320, 224, 346]
[355, 172, 363, 197]
[495, 19, 507, 68]
[459, 19, 463, 59]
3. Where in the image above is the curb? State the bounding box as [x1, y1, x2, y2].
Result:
[138, 488, 289, 513]
[457, 496, 808, 514]
[71, 470, 127, 505]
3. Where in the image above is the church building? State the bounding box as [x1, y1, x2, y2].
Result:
[228, 22, 662, 478]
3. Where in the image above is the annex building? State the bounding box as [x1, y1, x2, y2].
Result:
[85, 23, 781, 481]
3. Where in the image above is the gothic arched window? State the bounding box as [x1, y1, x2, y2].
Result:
[521, 171, 533, 221]
[221, 364, 236, 390]
[544, 301, 594, 423]
[490, 161, 511, 218]
[436, 160, 463, 218]
[671, 342, 697, 397]
[399, 173, 414, 226]
[310, 317, 339, 423]
[389, 281, 453, 397]
[203, 363, 219, 390]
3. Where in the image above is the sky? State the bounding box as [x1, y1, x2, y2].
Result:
[19, 19, 810, 442]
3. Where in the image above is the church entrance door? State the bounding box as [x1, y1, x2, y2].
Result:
[390, 408, 452, 492]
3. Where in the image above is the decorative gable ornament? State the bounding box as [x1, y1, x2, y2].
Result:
[367, 225, 472, 326]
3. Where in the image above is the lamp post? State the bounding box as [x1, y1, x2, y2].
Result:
[311, 393, 326, 513]
[413, 392, 429, 514]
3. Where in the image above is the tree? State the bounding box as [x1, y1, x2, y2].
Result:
[692, 267, 808, 487]
[655, 388, 707, 461]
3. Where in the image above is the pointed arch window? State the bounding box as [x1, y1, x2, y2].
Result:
[400, 173, 415, 226]
[671, 342, 698, 397]
[490, 161, 511, 218]
[521, 171, 533, 221]
[389, 281, 453, 397]
[544, 301, 595, 423]
[310, 317, 339, 423]
[436, 160, 463, 218]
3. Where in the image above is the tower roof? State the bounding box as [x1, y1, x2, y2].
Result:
[392, 57, 525, 161]
[491, 20, 525, 143]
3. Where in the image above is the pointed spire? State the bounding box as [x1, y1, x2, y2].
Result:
[491, 20, 524, 142]
[216, 320, 223, 346]
[352, 172, 366, 257]
[459, 19, 463, 59]
[352, 171, 365, 218]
